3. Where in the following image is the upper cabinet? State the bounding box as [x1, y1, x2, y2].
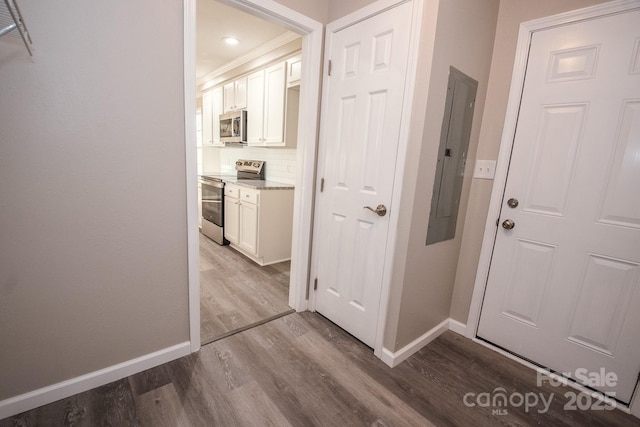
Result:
[202, 86, 224, 147]
[287, 55, 302, 87]
[247, 62, 286, 147]
[223, 76, 247, 112]
[202, 90, 213, 146]
[201, 52, 301, 148]
[246, 70, 265, 146]
[264, 63, 287, 145]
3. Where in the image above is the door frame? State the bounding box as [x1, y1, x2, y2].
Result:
[309, 0, 424, 359]
[183, 0, 323, 352]
[465, 0, 640, 416]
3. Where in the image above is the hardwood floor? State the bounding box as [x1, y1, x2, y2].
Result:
[2, 312, 638, 426]
[199, 233, 292, 344]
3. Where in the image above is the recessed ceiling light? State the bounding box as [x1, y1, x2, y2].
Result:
[222, 37, 239, 46]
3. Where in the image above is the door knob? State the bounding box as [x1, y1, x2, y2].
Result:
[364, 204, 387, 217]
[502, 219, 515, 230]
[507, 198, 519, 208]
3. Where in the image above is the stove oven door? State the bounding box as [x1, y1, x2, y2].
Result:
[201, 179, 224, 227]
[200, 178, 227, 245]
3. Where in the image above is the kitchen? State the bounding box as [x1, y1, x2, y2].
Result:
[195, 0, 301, 344]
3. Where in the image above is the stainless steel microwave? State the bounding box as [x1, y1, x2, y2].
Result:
[219, 110, 247, 144]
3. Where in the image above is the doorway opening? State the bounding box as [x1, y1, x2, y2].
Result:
[184, 0, 323, 349]
[196, 0, 299, 345]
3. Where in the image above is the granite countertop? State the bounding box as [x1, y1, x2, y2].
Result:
[230, 179, 295, 190]
[199, 173, 294, 190]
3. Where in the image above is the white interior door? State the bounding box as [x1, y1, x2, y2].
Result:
[478, 9, 640, 404]
[313, 2, 413, 347]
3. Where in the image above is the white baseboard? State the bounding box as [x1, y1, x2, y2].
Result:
[380, 318, 471, 368]
[381, 319, 450, 367]
[0, 341, 191, 420]
[448, 318, 467, 336]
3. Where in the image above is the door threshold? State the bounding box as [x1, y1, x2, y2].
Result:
[472, 336, 635, 414]
[201, 309, 296, 346]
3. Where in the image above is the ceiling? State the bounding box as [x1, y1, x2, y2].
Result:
[196, 0, 291, 80]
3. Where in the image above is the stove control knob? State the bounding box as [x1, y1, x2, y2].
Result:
[236, 161, 242, 166]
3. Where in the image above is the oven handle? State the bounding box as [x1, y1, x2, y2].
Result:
[199, 179, 225, 189]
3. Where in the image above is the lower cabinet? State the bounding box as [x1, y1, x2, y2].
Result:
[224, 184, 294, 266]
[224, 190, 240, 245]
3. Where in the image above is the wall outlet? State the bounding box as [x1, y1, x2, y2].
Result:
[473, 160, 496, 180]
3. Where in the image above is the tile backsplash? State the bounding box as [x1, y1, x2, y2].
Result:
[216, 147, 297, 185]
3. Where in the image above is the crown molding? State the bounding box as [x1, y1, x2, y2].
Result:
[197, 30, 301, 88]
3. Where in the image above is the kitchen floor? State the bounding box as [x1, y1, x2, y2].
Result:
[199, 233, 292, 344]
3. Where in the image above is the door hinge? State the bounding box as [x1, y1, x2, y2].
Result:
[320, 178, 325, 193]
[314, 278, 318, 290]
[328, 60, 332, 76]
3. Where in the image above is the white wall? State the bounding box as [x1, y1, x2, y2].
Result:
[0, 0, 188, 403]
[383, 0, 499, 351]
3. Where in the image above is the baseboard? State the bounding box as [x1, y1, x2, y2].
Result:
[448, 318, 467, 336]
[0, 341, 191, 420]
[381, 318, 450, 368]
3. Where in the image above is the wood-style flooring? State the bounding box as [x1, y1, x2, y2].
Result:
[199, 233, 292, 344]
[2, 312, 638, 426]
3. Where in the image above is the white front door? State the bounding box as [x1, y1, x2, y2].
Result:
[478, 9, 640, 403]
[312, 1, 413, 347]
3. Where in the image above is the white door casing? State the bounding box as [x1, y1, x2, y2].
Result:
[477, 7, 640, 404]
[312, 1, 414, 348]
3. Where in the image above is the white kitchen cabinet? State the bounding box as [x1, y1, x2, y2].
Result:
[202, 89, 213, 146]
[224, 185, 240, 244]
[224, 183, 294, 266]
[239, 199, 258, 254]
[223, 76, 247, 112]
[201, 87, 224, 147]
[211, 86, 224, 146]
[246, 62, 286, 147]
[286, 55, 302, 87]
[264, 63, 286, 145]
[246, 70, 265, 146]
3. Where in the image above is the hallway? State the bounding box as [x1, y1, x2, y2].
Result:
[2, 312, 636, 426]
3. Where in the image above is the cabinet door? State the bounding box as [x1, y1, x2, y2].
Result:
[264, 62, 286, 145]
[211, 86, 224, 146]
[224, 196, 240, 245]
[234, 76, 248, 110]
[223, 82, 235, 113]
[202, 89, 213, 145]
[246, 70, 265, 146]
[287, 56, 302, 87]
[239, 201, 259, 255]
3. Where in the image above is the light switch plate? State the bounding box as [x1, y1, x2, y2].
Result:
[473, 160, 496, 180]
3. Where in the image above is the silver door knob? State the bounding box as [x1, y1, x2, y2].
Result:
[364, 204, 387, 217]
[502, 219, 515, 230]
